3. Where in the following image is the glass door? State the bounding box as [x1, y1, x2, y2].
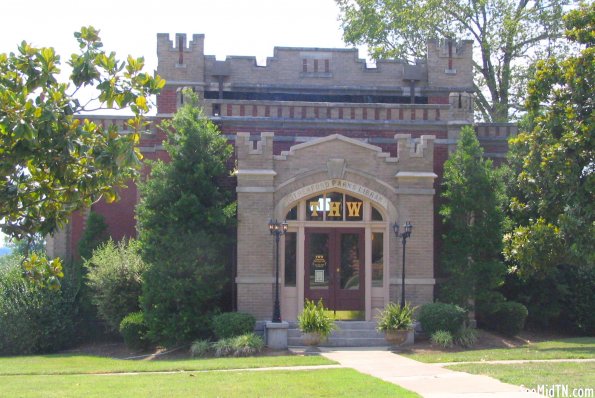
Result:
[304, 228, 365, 319]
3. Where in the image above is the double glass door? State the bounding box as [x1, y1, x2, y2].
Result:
[304, 228, 364, 318]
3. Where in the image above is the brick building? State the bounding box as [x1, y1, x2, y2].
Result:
[48, 34, 514, 329]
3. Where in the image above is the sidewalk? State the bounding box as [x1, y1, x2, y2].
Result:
[319, 348, 542, 398]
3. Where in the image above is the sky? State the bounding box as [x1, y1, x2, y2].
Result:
[0, 0, 365, 248]
[0, 0, 364, 71]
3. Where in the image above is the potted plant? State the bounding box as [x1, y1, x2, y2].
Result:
[297, 299, 336, 346]
[376, 302, 415, 345]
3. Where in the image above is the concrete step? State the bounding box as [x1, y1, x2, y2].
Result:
[289, 329, 384, 339]
[288, 321, 379, 330]
[288, 336, 388, 347]
[288, 320, 392, 347]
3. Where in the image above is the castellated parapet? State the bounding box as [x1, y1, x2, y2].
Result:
[427, 39, 474, 90]
[157, 33, 205, 83]
[157, 33, 474, 100]
[395, 134, 436, 171]
[235, 132, 275, 170]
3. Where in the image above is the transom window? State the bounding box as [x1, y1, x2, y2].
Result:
[285, 191, 384, 222]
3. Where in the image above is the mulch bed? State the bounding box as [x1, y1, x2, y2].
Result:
[400, 329, 572, 355]
[61, 342, 294, 360]
[60, 330, 572, 359]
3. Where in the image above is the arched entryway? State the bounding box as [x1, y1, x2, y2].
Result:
[279, 185, 392, 321]
[235, 132, 436, 324]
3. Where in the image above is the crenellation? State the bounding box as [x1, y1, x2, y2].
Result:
[427, 39, 473, 89]
[157, 33, 205, 85]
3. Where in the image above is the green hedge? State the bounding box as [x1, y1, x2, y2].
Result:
[0, 254, 78, 355]
[119, 311, 149, 350]
[212, 312, 256, 339]
[418, 302, 467, 335]
[483, 301, 528, 337]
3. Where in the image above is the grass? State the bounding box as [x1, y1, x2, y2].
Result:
[403, 337, 595, 363]
[0, 353, 335, 375]
[0, 368, 420, 398]
[447, 362, 595, 397]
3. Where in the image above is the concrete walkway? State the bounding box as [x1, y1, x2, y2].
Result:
[319, 348, 542, 398]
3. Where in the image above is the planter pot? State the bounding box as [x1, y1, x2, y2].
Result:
[302, 332, 324, 346]
[384, 329, 409, 345]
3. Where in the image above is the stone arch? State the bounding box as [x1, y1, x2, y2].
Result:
[274, 171, 397, 222]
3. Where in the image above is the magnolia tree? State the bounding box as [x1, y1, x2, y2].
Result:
[0, 26, 164, 287]
[505, 2, 594, 275]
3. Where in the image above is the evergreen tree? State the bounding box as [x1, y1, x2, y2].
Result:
[136, 92, 235, 345]
[78, 212, 108, 260]
[501, 3, 594, 333]
[439, 126, 506, 311]
[505, 2, 594, 275]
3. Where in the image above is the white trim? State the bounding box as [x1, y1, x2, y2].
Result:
[236, 276, 275, 284]
[389, 278, 436, 285]
[365, 227, 372, 321]
[236, 187, 275, 193]
[395, 171, 438, 179]
[236, 169, 277, 176]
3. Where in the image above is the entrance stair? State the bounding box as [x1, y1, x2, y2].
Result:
[288, 321, 387, 347]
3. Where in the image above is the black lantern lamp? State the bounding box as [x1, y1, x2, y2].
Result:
[393, 221, 413, 308]
[269, 219, 288, 323]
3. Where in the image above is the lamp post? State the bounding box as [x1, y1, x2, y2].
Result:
[269, 219, 288, 323]
[393, 221, 413, 308]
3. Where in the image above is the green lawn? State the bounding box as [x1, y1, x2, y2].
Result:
[447, 362, 595, 397]
[0, 354, 334, 375]
[0, 357, 419, 398]
[403, 337, 595, 363]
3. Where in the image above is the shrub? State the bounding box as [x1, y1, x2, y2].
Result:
[190, 339, 212, 358]
[85, 239, 147, 332]
[231, 333, 264, 356]
[297, 299, 336, 339]
[119, 311, 149, 350]
[454, 326, 478, 348]
[212, 333, 264, 357]
[418, 302, 467, 335]
[483, 301, 528, 337]
[212, 312, 256, 339]
[557, 265, 595, 335]
[376, 302, 415, 332]
[430, 330, 453, 348]
[0, 254, 78, 355]
[501, 265, 594, 334]
[212, 337, 234, 357]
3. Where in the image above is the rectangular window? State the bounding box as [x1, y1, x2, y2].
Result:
[324, 59, 330, 72]
[314, 59, 319, 72]
[284, 232, 297, 287]
[302, 59, 308, 72]
[372, 232, 383, 287]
